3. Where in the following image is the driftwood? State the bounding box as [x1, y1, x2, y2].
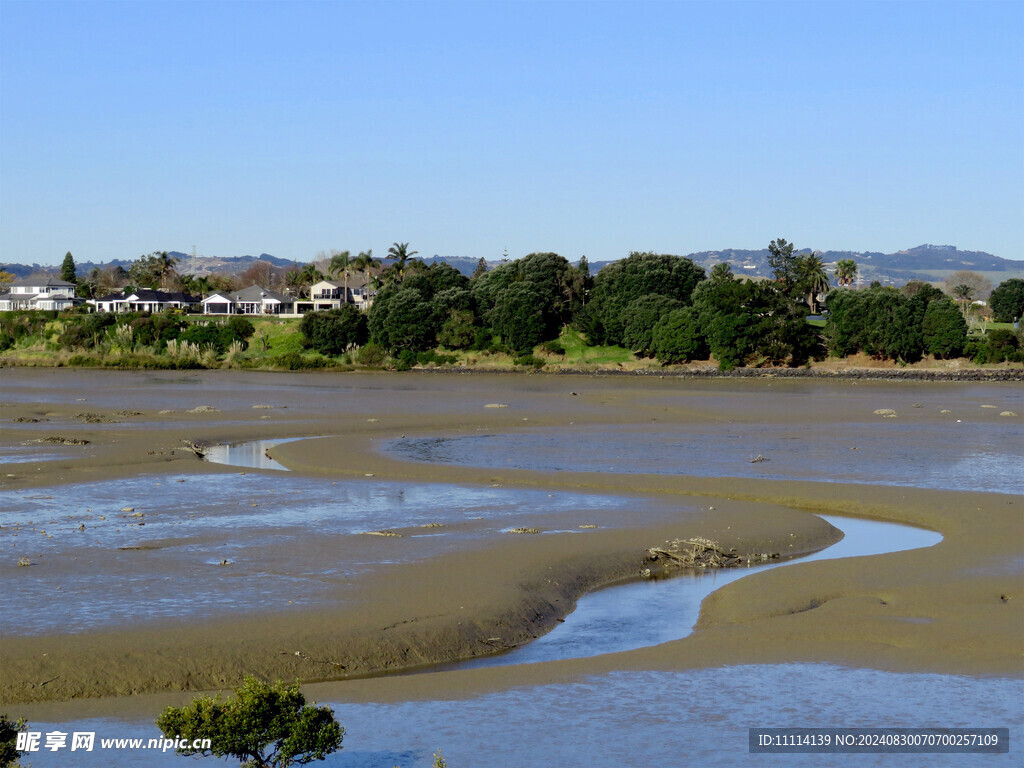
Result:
[641, 537, 778, 577]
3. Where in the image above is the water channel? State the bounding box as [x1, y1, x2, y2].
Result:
[8, 426, 1020, 767]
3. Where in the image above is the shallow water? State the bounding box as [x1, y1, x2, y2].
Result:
[19, 665, 1022, 767]
[387, 419, 1024, 494]
[0, 473, 658, 634]
[455, 515, 942, 668]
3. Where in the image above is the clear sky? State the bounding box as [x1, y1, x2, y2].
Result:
[1, 0, 1021, 267]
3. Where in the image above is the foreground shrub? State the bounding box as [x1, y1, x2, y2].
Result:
[156, 676, 343, 768]
[300, 306, 368, 355]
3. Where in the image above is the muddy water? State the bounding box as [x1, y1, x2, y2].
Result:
[388, 419, 1024, 494]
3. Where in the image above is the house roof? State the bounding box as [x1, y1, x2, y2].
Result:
[9, 277, 76, 288]
[92, 290, 201, 303]
[233, 285, 292, 303]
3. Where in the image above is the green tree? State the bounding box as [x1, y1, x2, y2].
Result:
[155, 251, 179, 289]
[471, 257, 489, 279]
[300, 305, 368, 355]
[709, 262, 733, 282]
[835, 258, 857, 288]
[824, 287, 924, 363]
[988, 278, 1024, 323]
[651, 307, 709, 364]
[367, 287, 438, 352]
[155, 676, 343, 768]
[328, 251, 352, 300]
[767, 238, 799, 291]
[385, 242, 419, 283]
[1, 712, 27, 768]
[621, 294, 682, 357]
[472, 252, 574, 346]
[61, 251, 77, 283]
[921, 298, 968, 359]
[794, 253, 830, 313]
[581, 252, 705, 345]
[490, 282, 548, 354]
[0, 270, 16, 291]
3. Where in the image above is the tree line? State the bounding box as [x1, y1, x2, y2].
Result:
[298, 239, 1022, 369]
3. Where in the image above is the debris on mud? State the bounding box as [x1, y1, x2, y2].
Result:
[641, 537, 778, 578]
[38, 436, 90, 445]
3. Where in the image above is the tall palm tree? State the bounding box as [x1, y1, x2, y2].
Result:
[329, 250, 352, 301]
[386, 242, 418, 283]
[351, 250, 380, 303]
[710, 262, 734, 282]
[797, 254, 830, 314]
[156, 251, 179, 290]
[835, 259, 858, 288]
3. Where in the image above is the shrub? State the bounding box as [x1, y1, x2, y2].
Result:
[273, 352, 327, 370]
[1, 713, 27, 768]
[156, 676, 343, 768]
[541, 339, 566, 356]
[514, 353, 545, 368]
[355, 342, 386, 367]
[300, 306, 368, 356]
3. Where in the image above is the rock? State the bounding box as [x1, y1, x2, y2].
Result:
[873, 409, 897, 416]
[484, 403, 508, 408]
[1000, 411, 1017, 417]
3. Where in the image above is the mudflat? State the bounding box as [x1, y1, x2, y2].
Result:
[1, 368, 1021, 710]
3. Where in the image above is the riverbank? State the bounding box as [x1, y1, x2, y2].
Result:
[1, 369, 1021, 708]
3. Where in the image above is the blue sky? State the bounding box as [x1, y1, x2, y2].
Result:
[1, 0, 1021, 266]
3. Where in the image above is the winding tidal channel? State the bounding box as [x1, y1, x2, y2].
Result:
[2, 370, 1021, 768]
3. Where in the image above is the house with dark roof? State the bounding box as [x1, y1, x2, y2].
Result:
[87, 289, 201, 314]
[201, 285, 294, 315]
[0, 277, 81, 311]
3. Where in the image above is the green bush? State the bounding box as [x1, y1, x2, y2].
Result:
[541, 339, 566, 356]
[355, 342, 386, 367]
[300, 306, 368, 356]
[273, 352, 328, 370]
[156, 676, 343, 768]
[514, 353, 545, 368]
[0, 332, 14, 352]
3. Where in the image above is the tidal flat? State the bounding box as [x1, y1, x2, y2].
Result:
[1, 368, 1021, 766]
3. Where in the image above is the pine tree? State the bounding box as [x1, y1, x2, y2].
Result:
[61, 251, 77, 283]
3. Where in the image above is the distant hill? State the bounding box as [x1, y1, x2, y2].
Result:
[5, 245, 1021, 287]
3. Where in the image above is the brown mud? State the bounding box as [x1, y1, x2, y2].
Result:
[1, 368, 1021, 708]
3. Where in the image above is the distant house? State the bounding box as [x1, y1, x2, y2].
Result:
[303, 276, 374, 312]
[202, 285, 294, 315]
[88, 289, 201, 314]
[0, 277, 81, 311]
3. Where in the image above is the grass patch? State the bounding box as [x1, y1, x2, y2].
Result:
[555, 327, 636, 365]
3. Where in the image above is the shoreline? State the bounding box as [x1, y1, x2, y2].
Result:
[1, 369, 1021, 708]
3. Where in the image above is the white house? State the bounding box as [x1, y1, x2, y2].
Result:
[0, 277, 81, 311]
[88, 289, 201, 314]
[202, 285, 294, 315]
[305, 276, 374, 311]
